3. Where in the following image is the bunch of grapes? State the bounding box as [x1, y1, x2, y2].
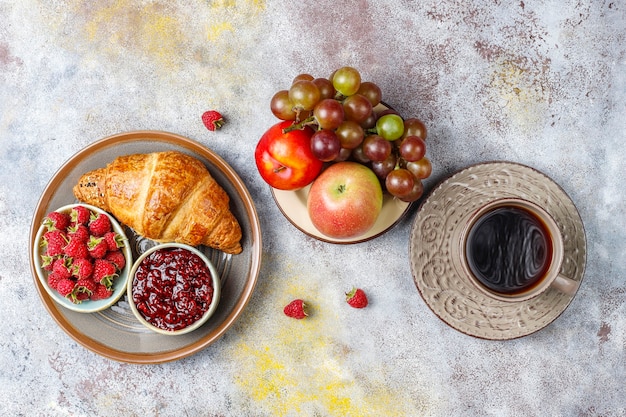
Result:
[270, 66, 432, 202]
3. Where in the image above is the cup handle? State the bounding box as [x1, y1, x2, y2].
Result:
[551, 274, 579, 296]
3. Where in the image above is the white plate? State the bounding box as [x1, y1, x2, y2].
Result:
[272, 185, 412, 244]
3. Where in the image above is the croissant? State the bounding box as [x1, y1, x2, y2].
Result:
[72, 151, 243, 255]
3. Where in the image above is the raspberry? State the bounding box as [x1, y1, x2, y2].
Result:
[103, 231, 124, 251]
[91, 283, 113, 301]
[283, 299, 308, 319]
[70, 205, 91, 226]
[201, 110, 224, 131]
[52, 258, 72, 280]
[43, 229, 67, 258]
[75, 278, 97, 296]
[105, 250, 126, 271]
[346, 288, 368, 308]
[43, 211, 71, 231]
[72, 257, 94, 280]
[87, 236, 108, 259]
[64, 237, 89, 260]
[89, 213, 111, 237]
[67, 224, 89, 243]
[93, 259, 118, 289]
[47, 271, 63, 291]
[56, 278, 76, 300]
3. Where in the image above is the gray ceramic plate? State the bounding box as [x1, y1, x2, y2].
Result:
[29, 131, 262, 363]
[409, 161, 586, 340]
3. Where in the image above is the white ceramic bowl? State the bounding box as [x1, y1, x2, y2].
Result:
[127, 243, 222, 336]
[32, 203, 132, 313]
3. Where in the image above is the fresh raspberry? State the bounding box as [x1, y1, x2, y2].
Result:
[72, 257, 94, 280]
[56, 278, 76, 300]
[91, 283, 113, 301]
[105, 249, 126, 271]
[67, 224, 89, 243]
[89, 213, 111, 237]
[346, 288, 368, 308]
[88, 236, 108, 259]
[201, 110, 224, 131]
[71, 205, 91, 226]
[47, 271, 63, 291]
[283, 299, 308, 319]
[93, 259, 118, 289]
[64, 237, 89, 260]
[52, 258, 72, 280]
[75, 278, 97, 297]
[103, 231, 124, 251]
[75, 291, 90, 302]
[43, 211, 71, 231]
[43, 229, 67, 257]
[41, 255, 56, 271]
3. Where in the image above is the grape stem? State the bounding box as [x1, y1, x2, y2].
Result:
[282, 116, 318, 133]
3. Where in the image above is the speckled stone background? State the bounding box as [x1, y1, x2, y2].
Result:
[1, 1, 625, 416]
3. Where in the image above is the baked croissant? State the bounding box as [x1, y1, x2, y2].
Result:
[72, 151, 243, 254]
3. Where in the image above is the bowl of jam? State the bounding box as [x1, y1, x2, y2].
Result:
[127, 243, 221, 335]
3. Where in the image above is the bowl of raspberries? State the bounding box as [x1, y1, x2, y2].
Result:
[32, 203, 132, 313]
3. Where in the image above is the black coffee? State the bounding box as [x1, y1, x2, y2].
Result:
[465, 206, 552, 295]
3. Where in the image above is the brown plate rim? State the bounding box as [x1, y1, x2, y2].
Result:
[28, 130, 262, 363]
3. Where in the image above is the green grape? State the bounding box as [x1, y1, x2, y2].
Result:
[289, 80, 321, 111]
[313, 99, 345, 130]
[332, 66, 361, 96]
[357, 81, 382, 107]
[376, 114, 404, 141]
[270, 90, 296, 120]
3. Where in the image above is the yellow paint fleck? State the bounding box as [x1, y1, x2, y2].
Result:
[487, 58, 550, 130]
[229, 255, 433, 416]
[207, 21, 234, 42]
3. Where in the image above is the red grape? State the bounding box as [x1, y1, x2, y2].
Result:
[289, 80, 321, 111]
[402, 118, 427, 140]
[343, 94, 373, 124]
[371, 154, 397, 179]
[363, 134, 392, 162]
[312, 78, 336, 100]
[270, 90, 296, 120]
[357, 81, 382, 107]
[385, 168, 415, 199]
[336, 120, 364, 149]
[399, 136, 426, 162]
[399, 179, 424, 202]
[314, 99, 345, 130]
[406, 157, 432, 179]
[310, 130, 341, 162]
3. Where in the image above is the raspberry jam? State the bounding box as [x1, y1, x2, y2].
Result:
[132, 247, 214, 332]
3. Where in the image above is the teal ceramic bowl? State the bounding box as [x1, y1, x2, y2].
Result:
[32, 203, 132, 313]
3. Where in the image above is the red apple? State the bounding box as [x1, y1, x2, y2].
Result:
[255, 121, 324, 190]
[307, 162, 383, 239]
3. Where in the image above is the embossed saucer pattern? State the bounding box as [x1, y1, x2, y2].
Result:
[409, 161, 586, 340]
